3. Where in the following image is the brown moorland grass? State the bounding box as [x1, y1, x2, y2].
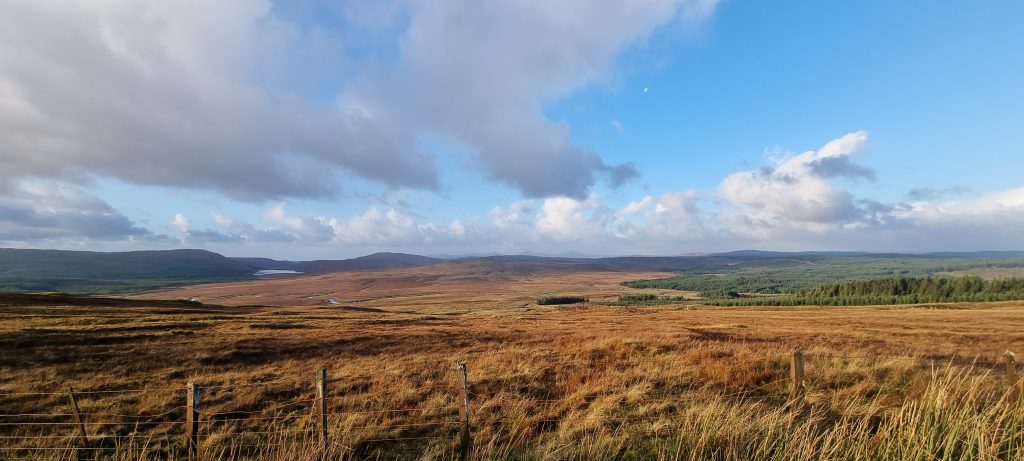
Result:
[132, 259, 691, 309]
[2, 265, 1024, 460]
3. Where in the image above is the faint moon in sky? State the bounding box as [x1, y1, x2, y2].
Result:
[643, 87, 649, 93]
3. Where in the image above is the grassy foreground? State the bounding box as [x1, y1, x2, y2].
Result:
[5, 368, 1022, 460]
[1, 296, 1023, 460]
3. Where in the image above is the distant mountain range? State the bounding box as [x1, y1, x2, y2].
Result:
[0, 248, 254, 280]
[1, 247, 1023, 294]
[234, 252, 441, 273]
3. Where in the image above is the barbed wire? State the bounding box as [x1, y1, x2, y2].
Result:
[199, 398, 317, 419]
[199, 415, 295, 423]
[0, 420, 184, 427]
[0, 434, 173, 443]
[375, 420, 459, 430]
[0, 407, 183, 419]
[326, 406, 461, 416]
[202, 379, 308, 389]
[0, 386, 181, 397]
[210, 429, 311, 436]
[359, 435, 449, 443]
[0, 447, 115, 451]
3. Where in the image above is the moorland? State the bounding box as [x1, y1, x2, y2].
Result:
[1, 250, 1024, 459]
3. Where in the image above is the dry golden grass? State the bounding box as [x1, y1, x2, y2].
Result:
[132, 259, 683, 309]
[2, 264, 1023, 459]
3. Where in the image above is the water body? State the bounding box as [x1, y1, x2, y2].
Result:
[254, 270, 302, 276]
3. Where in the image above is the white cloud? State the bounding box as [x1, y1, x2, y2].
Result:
[210, 212, 235, 229]
[448, 219, 466, 237]
[706, 132, 1024, 250]
[264, 204, 309, 233]
[0, 180, 151, 243]
[490, 200, 534, 229]
[621, 196, 654, 215]
[534, 195, 609, 241]
[39, 177, 1022, 255]
[7, 122, 1022, 255]
[0, 1, 442, 200]
[171, 213, 191, 233]
[329, 208, 426, 245]
[0, 0, 717, 201]
[719, 131, 871, 229]
[614, 190, 704, 240]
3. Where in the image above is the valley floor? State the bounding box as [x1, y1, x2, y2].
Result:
[1, 273, 1023, 459]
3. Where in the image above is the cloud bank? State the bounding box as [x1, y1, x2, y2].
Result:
[148, 132, 1024, 255]
[0, 181, 150, 242]
[0, 0, 711, 200]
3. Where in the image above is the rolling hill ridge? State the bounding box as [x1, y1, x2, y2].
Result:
[2, 247, 1023, 294]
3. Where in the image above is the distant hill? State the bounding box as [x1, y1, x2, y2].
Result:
[233, 252, 441, 273]
[0, 248, 255, 294]
[0, 248, 253, 279]
[295, 252, 441, 273]
[3, 247, 1023, 295]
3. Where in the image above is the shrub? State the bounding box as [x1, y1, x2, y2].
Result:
[618, 294, 659, 303]
[536, 295, 588, 305]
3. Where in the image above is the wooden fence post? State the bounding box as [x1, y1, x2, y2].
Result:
[66, 387, 88, 447]
[316, 368, 328, 444]
[458, 362, 471, 461]
[788, 349, 806, 411]
[1006, 351, 1020, 404]
[187, 382, 201, 460]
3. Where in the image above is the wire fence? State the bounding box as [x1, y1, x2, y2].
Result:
[0, 349, 1020, 459]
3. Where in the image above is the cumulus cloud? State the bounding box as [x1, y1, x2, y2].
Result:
[137, 179, 1024, 254]
[614, 190, 705, 240]
[704, 131, 1024, 250]
[0, 0, 715, 202]
[897, 187, 1024, 222]
[8, 119, 1020, 254]
[349, 0, 698, 198]
[171, 214, 191, 233]
[719, 131, 872, 228]
[329, 208, 432, 245]
[0, 181, 150, 242]
[447, 219, 466, 237]
[0, 1, 440, 201]
[785, 187, 1024, 252]
[534, 195, 610, 241]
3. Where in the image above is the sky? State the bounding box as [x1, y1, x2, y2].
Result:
[1, 0, 1022, 259]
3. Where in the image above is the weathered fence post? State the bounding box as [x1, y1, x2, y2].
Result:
[788, 349, 806, 411]
[1006, 351, 1020, 404]
[458, 362, 471, 461]
[316, 368, 328, 445]
[187, 382, 201, 460]
[66, 387, 88, 447]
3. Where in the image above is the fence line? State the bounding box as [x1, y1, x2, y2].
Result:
[1, 350, 1020, 460]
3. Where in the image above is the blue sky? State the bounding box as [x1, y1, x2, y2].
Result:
[1, 0, 1022, 259]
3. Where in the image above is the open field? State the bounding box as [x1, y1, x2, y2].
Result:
[2, 261, 1024, 460]
[133, 259, 685, 310]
